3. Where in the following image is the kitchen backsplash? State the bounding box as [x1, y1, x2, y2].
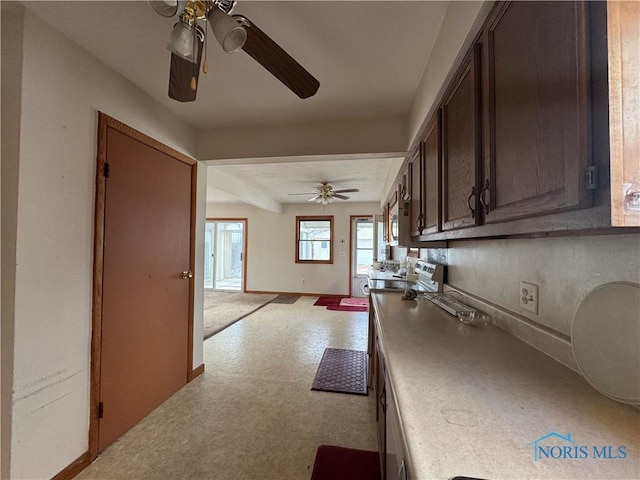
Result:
[392, 234, 640, 374]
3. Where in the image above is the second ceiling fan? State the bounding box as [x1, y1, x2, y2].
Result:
[149, 0, 320, 102]
[288, 182, 360, 205]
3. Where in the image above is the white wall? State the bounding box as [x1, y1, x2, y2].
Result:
[197, 116, 407, 161]
[206, 202, 381, 295]
[1, 4, 24, 478]
[3, 7, 203, 479]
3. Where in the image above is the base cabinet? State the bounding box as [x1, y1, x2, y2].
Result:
[372, 306, 410, 480]
[385, 379, 408, 480]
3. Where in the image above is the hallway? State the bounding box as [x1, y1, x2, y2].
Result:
[77, 297, 377, 479]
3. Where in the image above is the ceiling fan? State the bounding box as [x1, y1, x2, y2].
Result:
[148, 0, 320, 102]
[288, 182, 360, 205]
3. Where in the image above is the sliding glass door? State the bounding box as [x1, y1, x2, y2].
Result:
[204, 220, 245, 291]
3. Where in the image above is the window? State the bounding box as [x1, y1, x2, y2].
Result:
[353, 216, 374, 276]
[296, 216, 333, 263]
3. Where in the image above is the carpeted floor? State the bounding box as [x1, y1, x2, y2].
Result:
[203, 291, 278, 339]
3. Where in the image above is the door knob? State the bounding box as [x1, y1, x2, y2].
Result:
[181, 270, 193, 279]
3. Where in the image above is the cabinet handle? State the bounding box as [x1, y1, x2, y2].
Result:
[398, 459, 406, 480]
[467, 186, 476, 218]
[379, 385, 386, 411]
[415, 213, 424, 234]
[479, 179, 490, 215]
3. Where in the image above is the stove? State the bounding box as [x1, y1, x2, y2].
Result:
[367, 261, 444, 294]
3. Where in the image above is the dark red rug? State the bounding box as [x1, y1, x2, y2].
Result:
[314, 296, 368, 312]
[313, 296, 345, 306]
[311, 445, 381, 480]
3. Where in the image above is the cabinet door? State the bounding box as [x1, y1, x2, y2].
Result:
[374, 337, 387, 478]
[382, 204, 389, 244]
[385, 384, 407, 480]
[482, 1, 592, 223]
[442, 45, 482, 231]
[422, 113, 441, 234]
[408, 144, 424, 236]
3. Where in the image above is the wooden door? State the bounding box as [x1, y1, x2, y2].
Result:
[442, 45, 482, 231]
[422, 113, 441, 235]
[95, 116, 194, 453]
[408, 144, 424, 237]
[482, 1, 592, 223]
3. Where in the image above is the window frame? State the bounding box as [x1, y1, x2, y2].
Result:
[352, 216, 375, 277]
[295, 215, 334, 264]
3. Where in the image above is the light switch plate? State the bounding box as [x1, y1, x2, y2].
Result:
[520, 281, 538, 314]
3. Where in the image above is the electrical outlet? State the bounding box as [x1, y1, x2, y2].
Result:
[520, 281, 538, 314]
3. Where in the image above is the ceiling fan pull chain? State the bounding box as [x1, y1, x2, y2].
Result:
[202, 18, 209, 75]
[190, 21, 197, 91]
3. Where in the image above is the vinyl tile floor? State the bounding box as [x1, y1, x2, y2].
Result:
[76, 296, 378, 479]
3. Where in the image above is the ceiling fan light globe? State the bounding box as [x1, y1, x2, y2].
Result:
[148, 0, 179, 17]
[167, 20, 198, 63]
[315, 197, 322, 204]
[208, 8, 247, 54]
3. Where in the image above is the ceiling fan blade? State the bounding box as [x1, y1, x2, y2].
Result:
[333, 194, 350, 200]
[333, 188, 360, 194]
[233, 15, 319, 99]
[168, 41, 203, 102]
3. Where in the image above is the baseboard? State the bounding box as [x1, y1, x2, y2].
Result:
[188, 363, 205, 382]
[244, 290, 348, 297]
[51, 451, 91, 480]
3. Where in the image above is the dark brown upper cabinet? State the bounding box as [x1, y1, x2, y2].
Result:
[441, 44, 482, 232]
[480, 1, 593, 223]
[408, 143, 424, 237]
[422, 113, 441, 235]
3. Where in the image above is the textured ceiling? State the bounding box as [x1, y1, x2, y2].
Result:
[210, 157, 399, 204]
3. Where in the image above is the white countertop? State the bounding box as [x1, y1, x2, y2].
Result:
[371, 292, 640, 480]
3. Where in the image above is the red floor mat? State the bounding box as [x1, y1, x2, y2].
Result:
[311, 445, 381, 480]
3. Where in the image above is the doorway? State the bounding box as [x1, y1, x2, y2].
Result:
[350, 216, 375, 297]
[205, 219, 246, 292]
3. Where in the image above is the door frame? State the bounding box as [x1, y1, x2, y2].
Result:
[205, 218, 248, 293]
[349, 215, 375, 297]
[89, 113, 197, 460]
